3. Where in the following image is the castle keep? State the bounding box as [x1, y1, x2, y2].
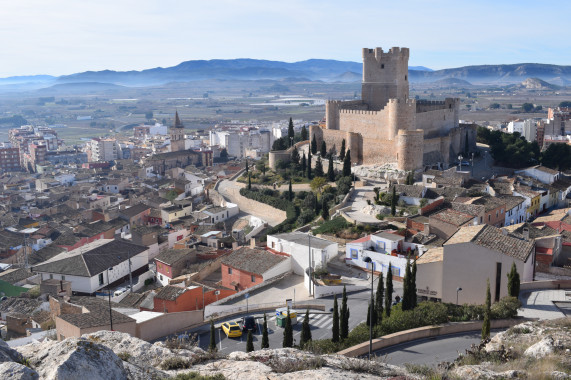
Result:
[309, 47, 475, 170]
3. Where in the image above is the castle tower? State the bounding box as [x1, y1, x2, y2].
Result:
[170, 111, 185, 152]
[361, 47, 409, 110]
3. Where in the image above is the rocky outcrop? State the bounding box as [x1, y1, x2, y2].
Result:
[0, 362, 39, 380]
[0, 338, 24, 364]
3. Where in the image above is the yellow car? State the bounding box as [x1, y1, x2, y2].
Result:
[221, 321, 242, 338]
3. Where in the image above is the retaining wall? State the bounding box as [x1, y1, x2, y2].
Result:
[520, 280, 571, 291]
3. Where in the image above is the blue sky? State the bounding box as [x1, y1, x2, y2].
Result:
[0, 0, 569, 77]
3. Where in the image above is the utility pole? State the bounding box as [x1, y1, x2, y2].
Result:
[128, 251, 133, 293]
[308, 234, 313, 297]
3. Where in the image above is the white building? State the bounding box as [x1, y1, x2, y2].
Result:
[31, 239, 149, 295]
[522, 119, 537, 142]
[501, 195, 527, 226]
[516, 166, 560, 185]
[267, 232, 338, 276]
[88, 138, 119, 162]
[507, 120, 525, 135]
[203, 203, 239, 224]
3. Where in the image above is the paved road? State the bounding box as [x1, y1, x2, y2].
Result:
[373, 330, 500, 366]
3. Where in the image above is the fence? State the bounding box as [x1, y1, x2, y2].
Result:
[204, 301, 326, 320]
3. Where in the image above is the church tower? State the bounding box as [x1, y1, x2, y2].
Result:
[170, 111, 185, 152]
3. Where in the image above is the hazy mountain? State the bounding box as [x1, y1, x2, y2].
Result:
[0, 75, 55, 84]
[518, 77, 559, 90]
[429, 77, 473, 87]
[37, 82, 126, 94]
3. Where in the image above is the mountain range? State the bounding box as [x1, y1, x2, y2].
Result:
[1, 59, 571, 91]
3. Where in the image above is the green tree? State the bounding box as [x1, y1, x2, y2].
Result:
[300, 309, 312, 347]
[320, 140, 327, 158]
[402, 260, 411, 311]
[489, 103, 501, 109]
[411, 260, 417, 309]
[366, 298, 377, 327]
[314, 156, 324, 177]
[340, 286, 349, 340]
[390, 185, 397, 216]
[246, 330, 254, 352]
[288, 117, 295, 146]
[248, 173, 252, 190]
[220, 148, 228, 162]
[385, 263, 393, 317]
[321, 197, 329, 220]
[310, 177, 326, 194]
[339, 139, 346, 161]
[332, 295, 339, 343]
[541, 143, 571, 171]
[288, 179, 293, 201]
[245, 159, 249, 173]
[311, 134, 317, 154]
[307, 150, 312, 179]
[342, 149, 351, 177]
[327, 156, 335, 182]
[283, 307, 293, 347]
[558, 101, 571, 108]
[261, 314, 269, 349]
[405, 171, 414, 185]
[482, 279, 491, 340]
[209, 320, 217, 352]
[291, 146, 300, 165]
[375, 272, 384, 324]
[301, 152, 307, 173]
[521, 103, 534, 112]
[165, 189, 178, 202]
[301, 125, 308, 141]
[145, 110, 154, 120]
[507, 262, 520, 298]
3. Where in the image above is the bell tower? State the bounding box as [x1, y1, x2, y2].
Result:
[170, 111, 185, 152]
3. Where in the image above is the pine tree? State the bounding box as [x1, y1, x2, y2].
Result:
[246, 330, 254, 352]
[288, 117, 295, 146]
[291, 146, 300, 165]
[314, 156, 324, 177]
[283, 307, 293, 348]
[390, 185, 397, 216]
[339, 139, 346, 161]
[301, 152, 307, 173]
[288, 179, 293, 201]
[332, 295, 339, 343]
[209, 320, 217, 352]
[340, 286, 349, 340]
[320, 140, 327, 158]
[343, 149, 351, 177]
[327, 155, 335, 182]
[321, 197, 329, 220]
[311, 134, 317, 154]
[411, 260, 417, 309]
[261, 314, 269, 349]
[482, 279, 491, 340]
[507, 262, 520, 298]
[300, 309, 312, 347]
[375, 272, 384, 324]
[301, 125, 308, 141]
[307, 150, 312, 179]
[385, 263, 394, 317]
[247, 172, 251, 190]
[402, 259, 411, 311]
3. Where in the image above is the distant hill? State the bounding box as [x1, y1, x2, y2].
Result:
[429, 77, 473, 86]
[518, 77, 559, 90]
[37, 82, 126, 94]
[0, 75, 55, 84]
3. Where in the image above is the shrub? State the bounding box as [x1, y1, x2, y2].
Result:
[170, 373, 226, 380]
[117, 352, 131, 361]
[312, 217, 349, 235]
[144, 278, 154, 286]
[160, 357, 193, 370]
[267, 357, 324, 373]
[491, 296, 521, 319]
[377, 302, 448, 336]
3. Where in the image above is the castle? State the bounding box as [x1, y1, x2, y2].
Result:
[309, 47, 476, 171]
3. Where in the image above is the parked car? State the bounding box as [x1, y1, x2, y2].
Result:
[241, 315, 256, 332]
[221, 321, 242, 338]
[113, 287, 128, 297]
[461, 161, 471, 166]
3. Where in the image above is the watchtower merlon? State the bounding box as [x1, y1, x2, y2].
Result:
[361, 47, 410, 110]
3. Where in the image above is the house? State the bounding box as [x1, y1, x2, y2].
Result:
[221, 247, 290, 291]
[31, 239, 149, 295]
[346, 231, 426, 279]
[516, 165, 560, 185]
[151, 285, 202, 313]
[416, 224, 534, 304]
[513, 184, 542, 219]
[202, 204, 239, 224]
[500, 195, 527, 226]
[463, 196, 507, 227]
[119, 203, 151, 226]
[267, 232, 338, 275]
[154, 248, 196, 286]
[161, 204, 192, 226]
[428, 209, 476, 239]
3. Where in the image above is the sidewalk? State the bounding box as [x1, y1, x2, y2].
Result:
[518, 289, 569, 320]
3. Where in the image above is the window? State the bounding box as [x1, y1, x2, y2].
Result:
[495, 262, 502, 302]
[381, 64, 384, 69]
[159, 275, 163, 281]
[228, 267, 232, 274]
[50, 274, 54, 280]
[61, 275, 65, 281]
[351, 249, 358, 260]
[251, 275, 256, 283]
[488, 215, 491, 222]
[271, 242, 275, 249]
[98, 273, 103, 285]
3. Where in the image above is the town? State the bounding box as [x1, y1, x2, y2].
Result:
[0, 45, 569, 380]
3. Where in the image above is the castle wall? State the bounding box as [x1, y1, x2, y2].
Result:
[326, 100, 364, 130]
[362, 137, 397, 164]
[397, 130, 423, 170]
[337, 109, 390, 140]
[416, 105, 458, 138]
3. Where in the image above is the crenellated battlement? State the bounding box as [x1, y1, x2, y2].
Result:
[339, 109, 380, 116]
[362, 47, 410, 62]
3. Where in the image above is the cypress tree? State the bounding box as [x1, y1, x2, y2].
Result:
[327, 155, 335, 182]
[320, 140, 327, 158]
[209, 320, 217, 352]
[321, 198, 329, 220]
[300, 309, 312, 347]
[288, 117, 294, 145]
[482, 279, 491, 340]
[314, 156, 324, 177]
[343, 149, 351, 177]
[246, 330, 254, 352]
[507, 262, 520, 298]
[390, 185, 396, 216]
[301, 152, 307, 173]
[291, 146, 300, 165]
[340, 286, 349, 340]
[411, 260, 417, 309]
[385, 263, 394, 317]
[247, 172, 251, 190]
[261, 313, 269, 349]
[288, 179, 293, 201]
[339, 139, 346, 161]
[245, 159, 249, 173]
[311, 134, 317, 154]
[332, 294, 340, 343]
[283, 307, 293, 347]
[402, 259, 411, 311]
[375, 272, 384, 324]
[307, 150, 312, 179]
[301, 125, 308, 141]
[366, 298, 377, 326]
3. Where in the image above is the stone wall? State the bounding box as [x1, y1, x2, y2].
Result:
[397, 130, 423, 170]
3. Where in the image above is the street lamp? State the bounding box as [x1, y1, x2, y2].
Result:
[353, 163, 357, 186]
[363, 256, 374, 360]
[107, 267, 114, 331]
[308, 234, 313, 298]
[471, 152, 475, 177]
[456, 287, 463, 306]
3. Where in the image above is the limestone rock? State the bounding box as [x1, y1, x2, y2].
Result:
[451, 365, 523, 379]
[550, 370, 571, 380]
[0, 338, 24, 363]
[27, 337, 128, 380]
[0, 362, 39, 380]
[524, 336, 555, 358]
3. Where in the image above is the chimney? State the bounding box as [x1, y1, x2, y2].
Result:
[523, 227, 530, 240]
[250, 238, 256, 249]
[232, 241, 238, 250]
[423, 223, 430, 236]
